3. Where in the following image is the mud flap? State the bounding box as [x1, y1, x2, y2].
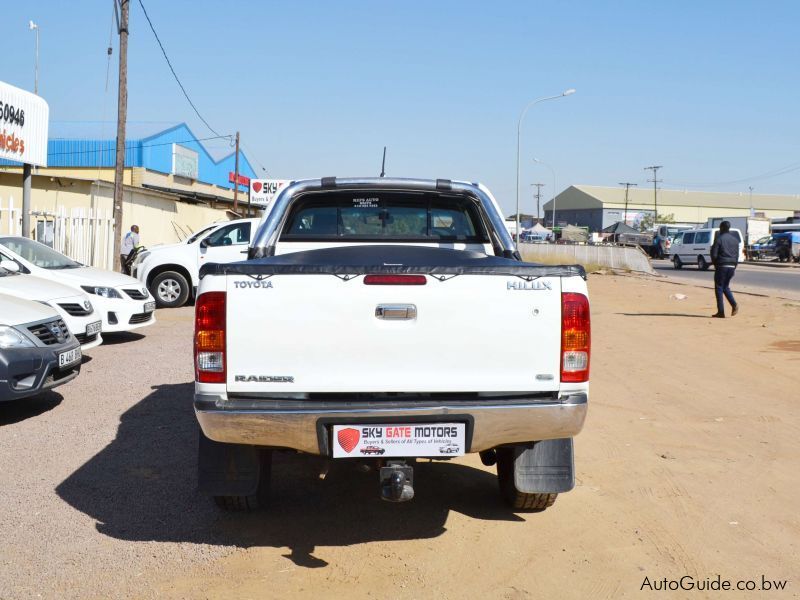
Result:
[197, 431, 261, 497]
[512, 438, 574, 493]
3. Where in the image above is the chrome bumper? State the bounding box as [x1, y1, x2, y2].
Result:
[194, 393, 588, 455]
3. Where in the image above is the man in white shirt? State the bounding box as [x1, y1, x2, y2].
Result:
[120, 225, 140, 274]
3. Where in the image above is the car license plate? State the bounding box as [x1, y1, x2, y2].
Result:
[144, 301, 156, 313]
[85, 321, 102, 336]
[58, 347, 82, 368]
[331, 423, 466, 458]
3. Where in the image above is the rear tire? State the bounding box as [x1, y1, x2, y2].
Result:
[673, 256, 683, 270]
[151, 271, 190, 308]
[213, 449, 272, 512]
[698, 256, 710, 271]
[496, 447, 558, 511]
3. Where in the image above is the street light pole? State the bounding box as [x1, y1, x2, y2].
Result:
[515, 89, 575, 242]
[29, 21, 39, 95]
[533, 158, 556, 227]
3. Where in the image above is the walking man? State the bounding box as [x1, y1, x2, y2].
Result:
[120, 224, 140, 275]
[710, 220, 739, 318]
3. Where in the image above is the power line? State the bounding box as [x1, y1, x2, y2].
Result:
[42, 134, 234, 159]
[666, 161, 800, 188]
[136, 0, 222, 137]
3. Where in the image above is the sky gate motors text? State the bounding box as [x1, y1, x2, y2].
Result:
[361, 426, 459, 439]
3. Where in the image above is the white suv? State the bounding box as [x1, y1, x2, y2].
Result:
[134, 218, 259, 308]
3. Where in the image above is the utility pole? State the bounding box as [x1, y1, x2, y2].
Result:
[748, 186, 754, 217]
[531, 183, 545, 221]
[618, 182, 637, 226]
[644, 165, 662, 228]
[112, 0, 129, 272]
[232, 131, 240, 213]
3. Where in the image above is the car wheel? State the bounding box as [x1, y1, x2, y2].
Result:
[496, 447, 558, 511]
[673, 256, 683, 270]
[151, 271, 190, 308]
[698, 256, 710, 271]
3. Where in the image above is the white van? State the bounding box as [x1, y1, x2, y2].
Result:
[670, 227, 745, 270]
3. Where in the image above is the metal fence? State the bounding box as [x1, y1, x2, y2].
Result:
[0, 196, 116, 270]
[519, 241, 656, 274]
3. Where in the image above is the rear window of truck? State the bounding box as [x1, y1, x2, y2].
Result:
[280, 191, 489, 242]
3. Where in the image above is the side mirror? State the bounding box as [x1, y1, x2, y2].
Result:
[199, 238, 209, 248]
[0, 259, 20, 273]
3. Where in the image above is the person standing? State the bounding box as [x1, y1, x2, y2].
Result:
[710, 220, 739, 318]
[120, 225, 140, 275]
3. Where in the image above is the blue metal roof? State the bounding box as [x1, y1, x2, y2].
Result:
[1, 122, 257, 191]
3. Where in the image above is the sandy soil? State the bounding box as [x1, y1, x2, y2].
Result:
[1, 274, 798, 599]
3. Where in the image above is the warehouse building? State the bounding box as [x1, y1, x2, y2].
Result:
[542, 185, 800, 232]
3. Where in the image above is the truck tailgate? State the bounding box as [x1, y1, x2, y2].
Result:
[225, 273, 562, 394]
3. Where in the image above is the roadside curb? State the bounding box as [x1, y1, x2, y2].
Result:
[607, 271, 800, 303]
[743, 261, 800, 269]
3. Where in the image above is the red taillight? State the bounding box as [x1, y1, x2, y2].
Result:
[363, 274, 427, 285]
[195, 291, 226, 384]
[561, 292, 590, 383]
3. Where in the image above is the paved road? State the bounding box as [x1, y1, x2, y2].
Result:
[652, 260, 800, 299]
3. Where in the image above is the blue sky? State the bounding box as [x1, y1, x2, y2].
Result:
[4, 1, 799, 215]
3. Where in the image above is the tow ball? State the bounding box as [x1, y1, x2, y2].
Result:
[379, 460, 414, 502]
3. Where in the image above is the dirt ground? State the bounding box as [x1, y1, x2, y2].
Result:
[1, 273, 798, 599]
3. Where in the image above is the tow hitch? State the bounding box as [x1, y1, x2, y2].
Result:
[380, 460, 414, 502]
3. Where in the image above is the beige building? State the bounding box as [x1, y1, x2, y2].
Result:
[543, 185, 800, 231]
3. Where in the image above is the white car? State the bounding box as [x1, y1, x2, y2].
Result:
[0, 236, 156, 333]
[0, 260, 103, 350]
[133, 218, 259, 308]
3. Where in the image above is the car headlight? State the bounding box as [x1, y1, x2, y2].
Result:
[81, 285, 123, 299]
[0, 325, 34, 349]
[134, 251, 150, 266]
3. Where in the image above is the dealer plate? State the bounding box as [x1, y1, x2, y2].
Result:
[332, 423, 465, 458]
[144, 301, 156, 313]
[85, 321, 102, 336]
[58, 347, 82, 368]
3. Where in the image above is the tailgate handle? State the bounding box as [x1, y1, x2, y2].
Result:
[375, 304, 417, 320]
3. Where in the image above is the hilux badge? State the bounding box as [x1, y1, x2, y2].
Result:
[507, 280, 552, 291]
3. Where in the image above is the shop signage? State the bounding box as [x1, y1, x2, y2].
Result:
[172, 144, 198, 179]
[228, 172, 251, 187]
[0, 80, 49, 167]
[249, 179, 291, 208]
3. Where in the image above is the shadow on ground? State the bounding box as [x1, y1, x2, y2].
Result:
[99, 332, 146, 345]
[617, 312, 709, 318]
[57, 382, 524, 567]
[0, 391, 63, 426]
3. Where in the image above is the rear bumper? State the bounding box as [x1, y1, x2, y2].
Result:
[194, 393, 588, 455]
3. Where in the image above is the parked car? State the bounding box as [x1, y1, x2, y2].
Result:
[748, 233, 798, 262]
[194, 177, 589, 511]
[670, 227, 745, 270]
[133, 218, 260, 308]
[0, 293, 82, 403]
[0, 260, 102, 350]
[0, 236, 156, 333]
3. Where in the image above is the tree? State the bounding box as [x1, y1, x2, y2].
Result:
[639, 213, 675, 232]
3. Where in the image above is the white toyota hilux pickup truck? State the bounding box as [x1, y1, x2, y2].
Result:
[194, 178, 589, 511]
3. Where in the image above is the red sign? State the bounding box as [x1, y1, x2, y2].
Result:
[228, 172, 251, 187]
